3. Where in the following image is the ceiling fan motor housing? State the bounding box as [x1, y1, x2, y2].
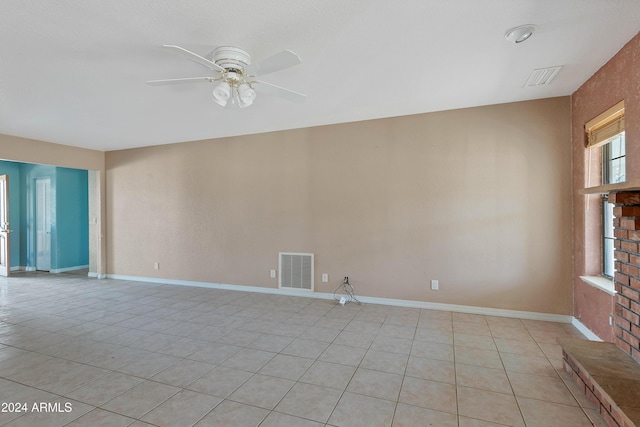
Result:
[213, 46, 251, 74]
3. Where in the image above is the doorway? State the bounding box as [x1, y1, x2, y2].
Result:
[35, 178, 52, 271]
[0, 175, 10, 276]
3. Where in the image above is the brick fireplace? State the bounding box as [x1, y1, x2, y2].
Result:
[560, 190, 640, 427]
[610, 190, 640, 363]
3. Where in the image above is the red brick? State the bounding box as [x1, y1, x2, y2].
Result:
[614, 206, 640, 217]
[616, 317, 631, 331]
[616, 336, 632, 354]
[620, 221, 640, 230]
[615, 239, 622, 249]
[615, 271, 630, 286]
[629, 230, 640, 241]
[621, 263, 640, 278]
[615, 229, 629, 239]
[629, 253, 640, 265]
[593, 383, 613, 413]
[622, 330, 640, 349]
[574, 373, 587, 393]
[581, 371, 594, 391]
[614, 218, 621, 228]
[631, 277, 640, 291]
[620, 217, 640, 230]
[610, 191, 640, 205]
[632, 347, 640, 364]
[585, 386, 600, 407]
[601, 409, 620, 427]
[620, 287, 640, 306]
[620, 240, 639, 253]
[631, 300, 640, 314]
[620, 306, 640, 324]
[616, 250, 630, 263]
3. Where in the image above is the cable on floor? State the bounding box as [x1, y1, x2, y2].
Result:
[334, 276, 361, 305]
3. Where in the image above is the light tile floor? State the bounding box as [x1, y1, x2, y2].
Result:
[0, 272, 608, 426]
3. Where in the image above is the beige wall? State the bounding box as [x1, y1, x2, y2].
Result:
[0, 134, 104, 171]
[107, 96, 572, 314]
[0, 133, 106, 276]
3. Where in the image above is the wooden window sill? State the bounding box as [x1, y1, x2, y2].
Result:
[579, 179, 640, 195]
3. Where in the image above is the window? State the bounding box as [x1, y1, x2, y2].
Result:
[601, 130, 625, 278]
[585, 100, 625, 279]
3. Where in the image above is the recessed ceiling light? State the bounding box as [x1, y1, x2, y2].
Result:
[505, 25, 537, 43]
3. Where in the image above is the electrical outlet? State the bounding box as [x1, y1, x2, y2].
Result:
[322, 273, 329, 283]
[154, 262, 159, 270]
[270, 269, 277, 279]
[431, 279, 439, 290]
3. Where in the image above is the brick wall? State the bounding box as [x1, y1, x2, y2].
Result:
[611, 191, 640, 362]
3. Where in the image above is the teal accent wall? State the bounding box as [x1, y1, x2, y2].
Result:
[56, 167, 89, 269]
[0, 160, 88, 271]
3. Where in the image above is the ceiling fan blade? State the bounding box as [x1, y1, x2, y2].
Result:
[255, 80, 306, 104]
[146, 77, 214, 85]
[248, 50, 302, 76]
[161, 45, 225, 73]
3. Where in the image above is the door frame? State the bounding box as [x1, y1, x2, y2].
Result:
[34, 177, 52, 272]
[0, 175, 10, 277]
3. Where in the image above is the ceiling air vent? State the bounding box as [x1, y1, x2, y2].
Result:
[525, 66, 562, 87]
[279, 252, 314, 291]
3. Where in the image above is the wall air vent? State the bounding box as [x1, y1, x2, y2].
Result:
[279, 252, 314, 291]
[525, 66, 562, 87]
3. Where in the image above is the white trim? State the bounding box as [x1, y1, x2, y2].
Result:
[107, 274, 574, 324]
[580, 275, 616, 296]
[88, 271, 107, 279]
[50, 265, 89, 274]
[571, 317, 603, 341]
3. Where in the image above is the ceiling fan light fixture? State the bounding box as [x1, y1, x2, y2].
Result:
[212, 81, 231, 106]
[238, 83, 256, 107]
[505, 24, 537, 43]
[149, 44, 306, 108]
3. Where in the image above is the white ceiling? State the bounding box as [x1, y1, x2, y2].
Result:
[0, 1, 639, 152]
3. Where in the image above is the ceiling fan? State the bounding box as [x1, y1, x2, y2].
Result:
[147, 45, 306, 108]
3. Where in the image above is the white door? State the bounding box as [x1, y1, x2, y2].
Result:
[0, 175, 10, 277]
[35, 178, 51, 271]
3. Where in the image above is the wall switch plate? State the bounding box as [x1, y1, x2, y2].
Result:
[431, 279, 439, 290]
[154, 262, 159, 270]
[322, 273, 329, 283]
[270, 269, 277, 279]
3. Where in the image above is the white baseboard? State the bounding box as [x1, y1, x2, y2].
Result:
[107, 274, 574, 324]
[10, 266, 36, 272]
[571, 317, 603, 341]
[50, 265, 89, 274]
[88, 272, 107, 279]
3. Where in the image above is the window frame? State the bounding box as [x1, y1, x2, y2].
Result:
[601, 132, 625, 279]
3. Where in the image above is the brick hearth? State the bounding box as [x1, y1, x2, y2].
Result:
[610, 191, 640, 362]
[561, 190, 640, 427]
